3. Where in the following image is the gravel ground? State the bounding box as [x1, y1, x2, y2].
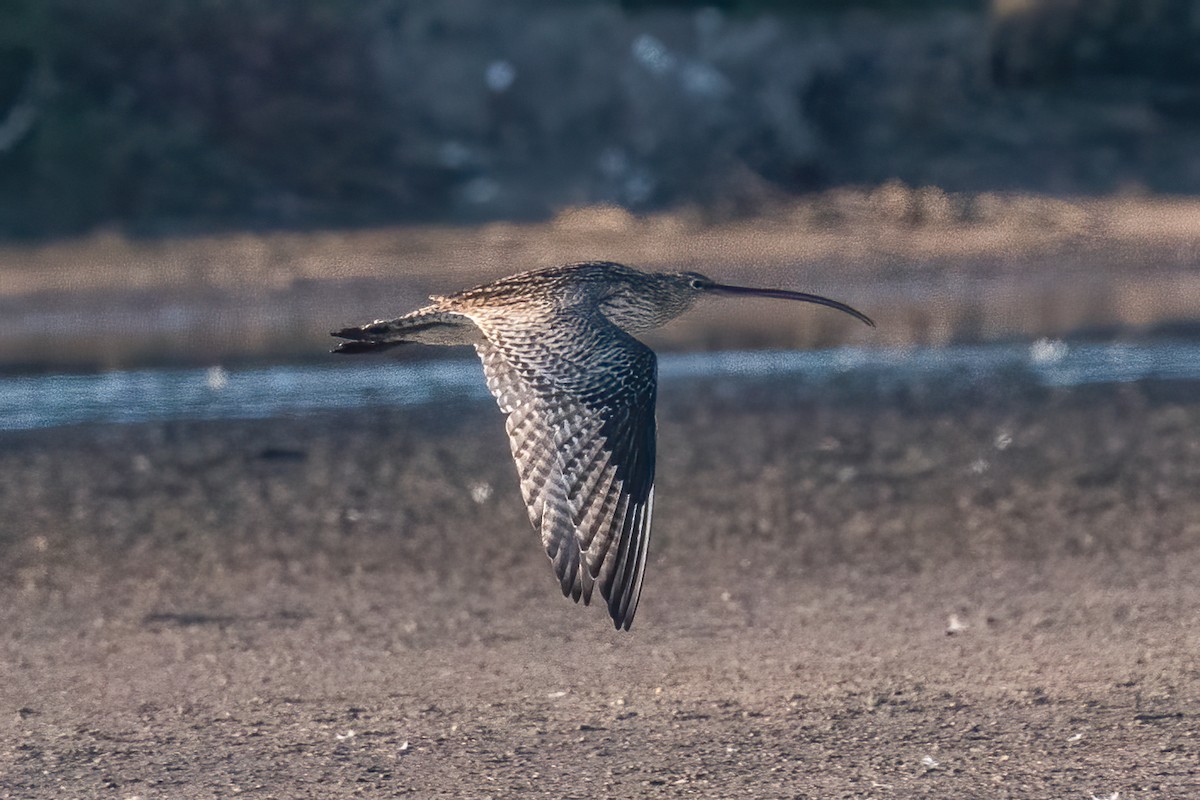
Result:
[1, 374, 1198, 798]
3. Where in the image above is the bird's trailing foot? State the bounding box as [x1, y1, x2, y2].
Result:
[330, 338, 404, 354]
[330, 320, 409, 354]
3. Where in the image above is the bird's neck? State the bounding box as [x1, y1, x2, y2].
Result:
[600, 291, 693, 334]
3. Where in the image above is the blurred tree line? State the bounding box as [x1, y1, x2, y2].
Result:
[1, 0, 411, 237]
[1, 0, 1198, 239]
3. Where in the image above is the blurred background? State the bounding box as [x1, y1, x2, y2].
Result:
[1, 0, 1199, 374]
[6, 6, 1200, 792]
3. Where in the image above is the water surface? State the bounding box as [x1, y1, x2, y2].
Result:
[2, 341, 1197, 432]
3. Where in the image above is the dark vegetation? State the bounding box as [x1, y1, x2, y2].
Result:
[2, 0, 1199, 238]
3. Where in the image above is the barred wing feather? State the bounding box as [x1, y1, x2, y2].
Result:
[474, 314, 656, 630]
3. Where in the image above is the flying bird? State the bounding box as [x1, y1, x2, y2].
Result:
[332, 261, 874, 630]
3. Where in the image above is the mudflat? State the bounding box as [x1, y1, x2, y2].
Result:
[2, 375, 1198, 798]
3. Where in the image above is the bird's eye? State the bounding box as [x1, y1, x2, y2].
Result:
[689, 278, 705, 290]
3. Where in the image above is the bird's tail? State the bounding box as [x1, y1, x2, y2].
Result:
[331, 309, 479, 354]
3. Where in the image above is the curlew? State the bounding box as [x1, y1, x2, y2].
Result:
[332, 261, 873, 630]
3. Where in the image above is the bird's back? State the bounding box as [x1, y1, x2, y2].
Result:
[440, 262, 689, 335]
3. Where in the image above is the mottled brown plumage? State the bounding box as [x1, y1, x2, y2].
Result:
[333, 261, 873, 630]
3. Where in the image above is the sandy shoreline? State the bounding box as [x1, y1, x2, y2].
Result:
[2, 375, 1198, 797]
[4, 193, 1200, 372]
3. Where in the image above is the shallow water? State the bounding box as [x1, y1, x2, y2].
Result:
[2, 340, 1198, 432]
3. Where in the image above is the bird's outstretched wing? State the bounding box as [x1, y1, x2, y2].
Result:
[473, 311, 656, 631]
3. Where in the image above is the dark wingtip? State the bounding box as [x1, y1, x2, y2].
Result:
[331, 327, 366, 340]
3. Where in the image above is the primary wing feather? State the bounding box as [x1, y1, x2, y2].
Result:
[473, 311, 657, 630]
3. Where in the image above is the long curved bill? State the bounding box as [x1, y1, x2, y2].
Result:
[707, 283, 876, 327]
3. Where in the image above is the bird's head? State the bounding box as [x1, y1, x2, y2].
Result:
[667, 271, 876, 327]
